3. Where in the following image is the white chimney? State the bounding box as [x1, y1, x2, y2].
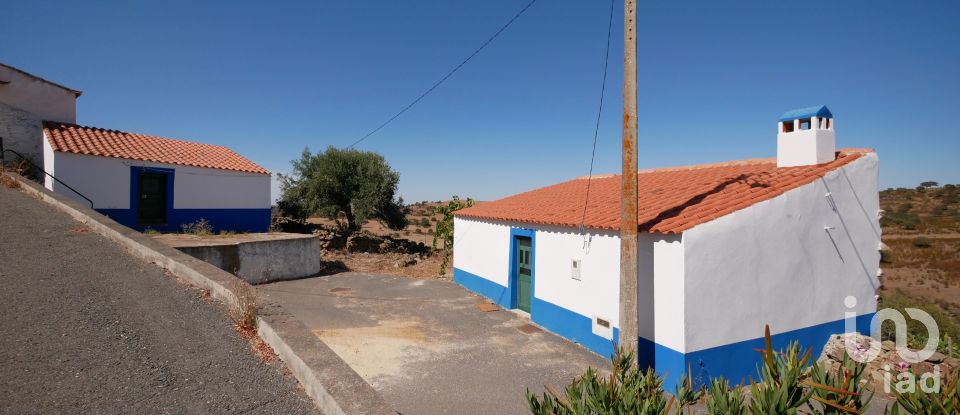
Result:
[776, 105, 836, 167]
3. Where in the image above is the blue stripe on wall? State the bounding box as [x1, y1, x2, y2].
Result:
[96, 165, 271, 233]
[531, 297, 619, 360]
[679, 313, 875, 388]
[454, 267, 619, 358]
[97, 208, 271, 233]
[454, 267, 876, 391]
[453, 267, 512, 309]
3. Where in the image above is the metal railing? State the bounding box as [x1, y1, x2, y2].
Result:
[1, 136, 95, 209]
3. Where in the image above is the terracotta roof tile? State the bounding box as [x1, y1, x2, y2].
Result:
[454, 149, 872, 234]
[43, 122, 269, 175]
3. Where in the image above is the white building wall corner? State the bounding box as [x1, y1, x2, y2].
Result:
[638, 233, 686, 353]
[532, 224, 621, 337]
[42, 134, 55, 190]
[45, 152, 271, 210]
[681, 153, 881, 353]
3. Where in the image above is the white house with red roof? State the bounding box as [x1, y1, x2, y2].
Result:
[1, 62, 270, 232]
[453, 106, 881, 388]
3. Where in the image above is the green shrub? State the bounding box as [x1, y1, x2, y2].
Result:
[527, 348, 674, 415]
[143, 228, 160, 235]
[528, 326, 881, 415]
[806, 351, 873, 414]
[432, 196, 475, 276]
[705, 377, 745, 415]
[885, 370, 960, 414]
[747, 330, 812, 414]
[912, 237, 932, 248]
[879, 290, 960, 353]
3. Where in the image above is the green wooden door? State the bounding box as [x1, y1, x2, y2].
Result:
[138, 172, 167, 225]
[516, 237, 532, 312]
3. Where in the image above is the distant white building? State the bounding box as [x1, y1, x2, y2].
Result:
[453, 106, 881, 388]
[1, 62, 270, 232]
[0, 62, 81, 169]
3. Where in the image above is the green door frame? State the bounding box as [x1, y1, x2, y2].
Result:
[508, 228, 536, 312]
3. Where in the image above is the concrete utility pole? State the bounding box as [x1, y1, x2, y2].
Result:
[618, 0, 639, 351]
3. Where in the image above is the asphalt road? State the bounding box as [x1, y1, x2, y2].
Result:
[0, 185, 319, 414]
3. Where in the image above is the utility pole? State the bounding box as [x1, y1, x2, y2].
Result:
[618, 0, 639, 352]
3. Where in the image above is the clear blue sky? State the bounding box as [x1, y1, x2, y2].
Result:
[4, 0, 958, 202]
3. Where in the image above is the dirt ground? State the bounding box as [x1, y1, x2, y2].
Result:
[880, 236, 960, 315]
[877, 184, 960, 336]
[307, 201, 444, 246]
[308, 201, 454, 279]
[319, 250, 452, 280]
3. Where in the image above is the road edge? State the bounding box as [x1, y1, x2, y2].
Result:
[5, 173, 395, 415]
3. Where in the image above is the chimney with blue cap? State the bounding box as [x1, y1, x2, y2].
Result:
[777, 105, 836, 167]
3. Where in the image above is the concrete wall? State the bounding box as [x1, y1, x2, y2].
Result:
[0, 64, 77, 124]
[177, 236, 321, 284]
[0, 101, 43, 168]
[679, 152, 880, 384]
[45, 147, 271, 232]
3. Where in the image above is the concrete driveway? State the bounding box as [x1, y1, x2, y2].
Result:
[258, 272, 609, 415]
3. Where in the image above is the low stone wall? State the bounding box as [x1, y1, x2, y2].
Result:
[160, 234, 321, 284]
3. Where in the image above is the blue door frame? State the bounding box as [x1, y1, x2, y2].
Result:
[130, 166, 175, 226]
[507, 228, 536, 310]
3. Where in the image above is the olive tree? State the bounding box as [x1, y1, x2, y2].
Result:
[277, 146, 408, 233]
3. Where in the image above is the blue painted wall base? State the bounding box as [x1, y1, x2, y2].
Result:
[454, 267, 875, 391]
[97, 208, 271, 233]
[96, 166, 271, 233]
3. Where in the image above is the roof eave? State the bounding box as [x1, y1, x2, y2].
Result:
[0, 62, 82, 97]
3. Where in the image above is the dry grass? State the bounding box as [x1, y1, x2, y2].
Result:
[229, 280, 259, 332]
[0, 174, 21, 189]
[307, 201, 446, 246]
[227, 280, 276, 363]
[319, 250, 450, 279]
[881, 237, 960, 316]
[879, 185, 960, 337]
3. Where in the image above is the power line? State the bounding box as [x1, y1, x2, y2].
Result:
[579, 0, 615, 236]
[346, 0, 540, 149]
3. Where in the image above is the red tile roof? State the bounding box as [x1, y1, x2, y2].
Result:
[455, 149, 873, 234]
[43, 122, 270, 175]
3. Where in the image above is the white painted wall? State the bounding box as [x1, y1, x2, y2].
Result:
[453, 216, 688, 347]
[682, 153, 881, 352]
[638, 233, 686, 352]
[533, 224, 621, 339]
[453, 217, 512, 287]
[777, 118, 836, 167]
[44, 148, 271, 210]
[43, 136, 55, 189]
[0, 65, 77, 124]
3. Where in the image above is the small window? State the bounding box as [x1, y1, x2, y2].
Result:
[782, 121, 795, 133]
[799, 118, 811, 130]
